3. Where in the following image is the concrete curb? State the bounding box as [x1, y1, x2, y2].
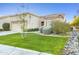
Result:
[0, 44, 52, 55]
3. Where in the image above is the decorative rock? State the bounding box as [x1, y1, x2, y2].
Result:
[63, 27, 79, 55]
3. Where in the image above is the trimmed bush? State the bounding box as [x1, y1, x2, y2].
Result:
[2, 23, 10, 31]
[39, 26, 52, 34]
[0, 29, 3, 31]
[39, 26, 43, 33]
[27, 28, 39, 32]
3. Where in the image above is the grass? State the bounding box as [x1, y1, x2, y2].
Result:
[0, 33, 68, 54]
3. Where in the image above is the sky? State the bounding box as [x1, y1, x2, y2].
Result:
[0, 3, 79, 22]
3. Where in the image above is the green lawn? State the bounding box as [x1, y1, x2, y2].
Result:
[0, 33, 68, 54]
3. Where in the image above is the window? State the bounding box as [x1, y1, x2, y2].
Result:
[41, 21, 44, 26]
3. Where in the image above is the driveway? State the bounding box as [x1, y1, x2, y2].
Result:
[0, 44, 51, 55]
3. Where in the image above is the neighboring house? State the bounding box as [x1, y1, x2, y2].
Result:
[0, 12, 66, 32]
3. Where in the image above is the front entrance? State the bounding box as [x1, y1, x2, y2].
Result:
[41, 21, 44, 26]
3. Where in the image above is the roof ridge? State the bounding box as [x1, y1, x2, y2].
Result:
[0, 12, 40, 19]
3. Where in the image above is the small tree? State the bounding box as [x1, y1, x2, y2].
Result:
[17, 4, 27, 39]
[19, 13, 27, 39]
[70, 16, 79, 26]
[2, 23, 10, 31]
[52, 21, 70, 34]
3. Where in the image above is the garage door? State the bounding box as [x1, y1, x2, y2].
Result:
[11, 23, 22, 32]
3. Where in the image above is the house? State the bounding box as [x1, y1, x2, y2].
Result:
[0, 12, 66, 32]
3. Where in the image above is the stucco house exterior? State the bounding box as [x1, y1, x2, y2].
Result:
[0, 12, 66, 32]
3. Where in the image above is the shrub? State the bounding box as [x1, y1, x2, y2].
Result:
[0, 29, 3, 31]
[39, 26, 52, 34]
[43, 26, 52, 34]
[52, 21, 70, 34]
[2, 23, 10, 31]
[27, 28, 39, 32]
[39, 26, 43, 33]
[70, 16, 79, 26]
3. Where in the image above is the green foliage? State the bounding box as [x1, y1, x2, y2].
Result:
[0, 29, 3, 31]
[52, 21, 70, 34]
[2, 23, 10, 31]
[27, 28, 39, 32]
[39, 26, 52, 34]
[70, 16, 79, 26]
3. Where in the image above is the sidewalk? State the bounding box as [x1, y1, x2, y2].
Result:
[0, 44, 52, 55]
[0, 31, 17, 36]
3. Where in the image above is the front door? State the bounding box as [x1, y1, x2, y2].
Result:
[41, 21, 44, 26]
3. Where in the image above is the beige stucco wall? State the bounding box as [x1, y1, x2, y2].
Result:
[0, 13, 66, 32]
[27, 14, 40, 29]
[0, 14, 40, 32]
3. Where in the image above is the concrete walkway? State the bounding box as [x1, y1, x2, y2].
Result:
[0, 44, 51, 55]
[0, 31, 17, 36]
